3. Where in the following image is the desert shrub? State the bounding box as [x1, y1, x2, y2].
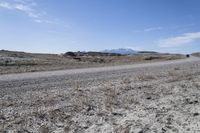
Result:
[174, 67, 180, 70]
[137, 74, 156, 81]
[0, 59, 11, 66]
[92, 58, 105, 63]
[73, 57, 81, 61]
[144, 56, 160, 60]
[64, 52, 76, 57]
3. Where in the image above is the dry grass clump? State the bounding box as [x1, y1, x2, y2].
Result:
[137, 74, 157, 81]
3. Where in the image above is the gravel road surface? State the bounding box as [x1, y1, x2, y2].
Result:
[0, 56, 199, 82]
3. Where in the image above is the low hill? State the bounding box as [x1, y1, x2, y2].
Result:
[192, 52, 200, 57]
[138, 51, 159, 54]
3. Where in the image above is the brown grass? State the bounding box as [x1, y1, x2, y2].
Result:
[0, 51, 185, 75]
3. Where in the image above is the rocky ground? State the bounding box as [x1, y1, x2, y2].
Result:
[1, 57, 200, 133]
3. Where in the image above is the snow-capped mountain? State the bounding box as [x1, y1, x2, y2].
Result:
[102, 48, 137, 55]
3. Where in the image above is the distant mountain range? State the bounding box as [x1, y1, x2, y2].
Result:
[102, 48, 137, 55]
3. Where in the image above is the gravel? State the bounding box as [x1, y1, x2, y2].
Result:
[1, 56, 200, 132]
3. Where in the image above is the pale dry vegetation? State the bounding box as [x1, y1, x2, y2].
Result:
[1, 59, 200, 132]
[0, 50, 185, 75]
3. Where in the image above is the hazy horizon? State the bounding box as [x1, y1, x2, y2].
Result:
[0, 0, 200, 54]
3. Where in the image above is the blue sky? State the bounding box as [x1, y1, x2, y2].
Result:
[0, 0, 200, 53]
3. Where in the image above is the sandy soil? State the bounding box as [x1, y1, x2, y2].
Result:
[1, 57, 200, 133]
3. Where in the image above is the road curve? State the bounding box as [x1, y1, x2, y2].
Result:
[0, 56, 199, 82]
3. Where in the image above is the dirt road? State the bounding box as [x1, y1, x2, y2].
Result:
[1, 56, 200, 132]
[0, 56, 199, 82]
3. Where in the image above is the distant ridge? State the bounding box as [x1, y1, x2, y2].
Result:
[102, 48, 137, 55]
[138, 51, 159, 54]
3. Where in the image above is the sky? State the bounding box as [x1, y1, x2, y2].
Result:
[0, 0, 200, 54]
